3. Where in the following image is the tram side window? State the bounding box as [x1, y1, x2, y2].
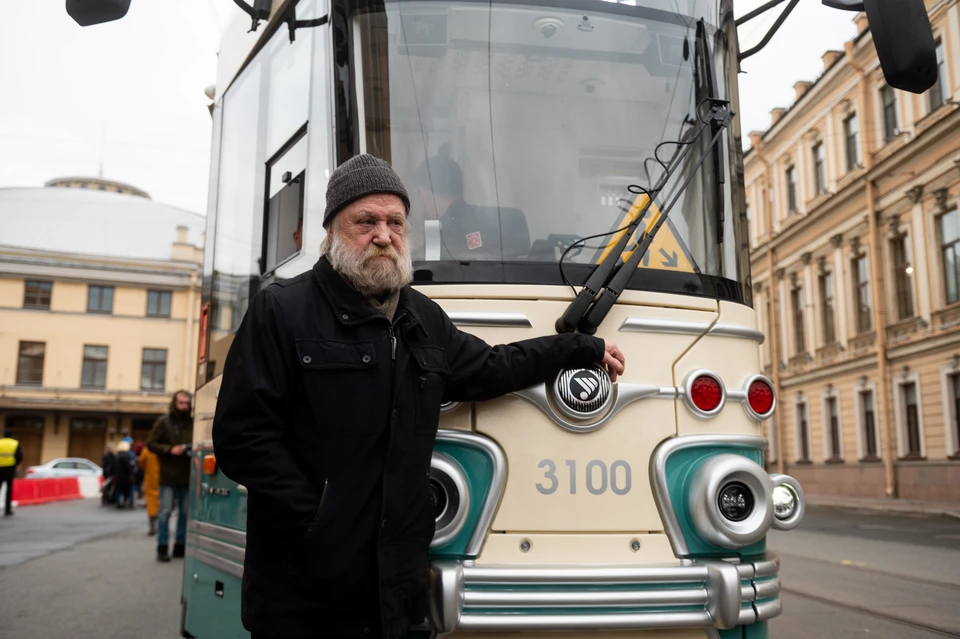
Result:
[263, 170, 305, 273]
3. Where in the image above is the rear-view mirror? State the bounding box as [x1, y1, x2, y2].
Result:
[65, 0, 131, 26]
[823, 0, 937, 94]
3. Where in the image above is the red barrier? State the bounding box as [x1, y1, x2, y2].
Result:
[12, 477, 83, 506]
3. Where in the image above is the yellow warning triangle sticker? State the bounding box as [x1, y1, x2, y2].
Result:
[595, 193, 699, 274]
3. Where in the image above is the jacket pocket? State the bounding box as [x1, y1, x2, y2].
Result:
[411, 345, 448, 434]
[295, 339, 377, 370]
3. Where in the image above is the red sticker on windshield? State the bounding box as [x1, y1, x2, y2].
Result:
[466, 232, 482, 250]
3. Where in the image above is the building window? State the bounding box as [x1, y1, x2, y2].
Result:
[813, 142, 826, 196]
[929, 39, 949, 112]
[940, 209, 960, 304]
[786, 166, 798, 213]
[901, 381, 922, 458]
[16, 341, 45, 385]
[792, 284, 806, 354]
[820, 271, 836, 344]
[87, 285, 114, 314]
[881, 85, 898, 142]
[81, 345, 108, 389]
[860, 389, 879, 459]
[147, 290, 172, 318]
[891, 235, 914, 320]
[950, 373, 960, 456]
[796, 402, 811, 462]
[854, 255, 872, 333]
[141, 349, 167, 391]
[844, 113, 861, 171]
[825, 395, 842, 460]
[23, 280, 52, 310]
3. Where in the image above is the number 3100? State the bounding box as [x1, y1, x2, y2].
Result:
[536, 459, 632, 496]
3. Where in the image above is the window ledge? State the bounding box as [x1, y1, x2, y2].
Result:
[888, 316, 928, 344]
[897, 454, 927, 462]
[915, 102, 959, 136]
[874, 132, 910, 164]
[794, 459, 813, 465]
[947, 453, 960, 461]
[850, 331, 877, 355]
[933, 303, 960, 331]
[825, 457, 845, 465]
[859, 456, 883, 463]
[836, 166, 866, 192]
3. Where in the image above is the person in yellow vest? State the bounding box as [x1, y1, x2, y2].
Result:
[137, 441, 161, 535]
[0, 430, 24, 517]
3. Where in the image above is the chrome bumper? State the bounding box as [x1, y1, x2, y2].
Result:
[425, 553, 782, 633]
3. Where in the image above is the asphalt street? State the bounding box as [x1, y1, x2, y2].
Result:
[0, 501, 958, 638]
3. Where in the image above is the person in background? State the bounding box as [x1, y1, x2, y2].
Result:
[146, 390, 194, 562]
[114, 438, 136, 510]
[0, 430, 23, 517]
[138, 440, 161, 535]
[101, 443, 116, 482]
[133, 442, 145, 500]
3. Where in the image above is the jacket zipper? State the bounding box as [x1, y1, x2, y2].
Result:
[313, 478, 329, 527]
[389, 323, 396, 360]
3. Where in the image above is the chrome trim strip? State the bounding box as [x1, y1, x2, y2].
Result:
[726, 390, 747, 402]
[435, 430, 506, 557]
[185, 546, 244, 579]
[187, 532, 246, 564]
[187, 520, 247, 547]
[657, 386, 680, 398]
[456, 611, 715, 631]
[619, 318, 711, 335]
[512, 382, 663, 434]
[708, 324, 765, 344]
[447, 311, 532, 328]
[430, 452, 472, 549]
[753, 554, 781, 578]
[426, 553, 781, 633]
[754, 597, 783, 621]
[649, 435, 768, 556]
[463, 564, 709, 585]
[618, 318, 765, 344]
[462, 588, 709, 608]
[754, 577, 781, 600]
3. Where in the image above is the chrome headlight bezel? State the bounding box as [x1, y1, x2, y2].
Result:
[430, 452, 471, 548]
[688, 454, 774, 549]
[769, 474, 805, 531]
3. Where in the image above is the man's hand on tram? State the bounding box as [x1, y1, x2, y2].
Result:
[601, 340, 626, 382]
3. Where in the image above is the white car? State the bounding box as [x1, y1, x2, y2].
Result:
[26, 458, 103, 478]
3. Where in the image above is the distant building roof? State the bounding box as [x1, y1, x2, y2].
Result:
[44, 176, 151, 199]
[0, 185, 204, 262]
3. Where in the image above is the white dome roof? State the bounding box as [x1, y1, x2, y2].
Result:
[0, 186, 205, 261]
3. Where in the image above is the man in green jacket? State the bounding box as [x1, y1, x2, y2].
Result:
[146, 390, 194, 562]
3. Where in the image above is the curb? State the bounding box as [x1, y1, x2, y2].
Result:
[806, 498, 960, 519]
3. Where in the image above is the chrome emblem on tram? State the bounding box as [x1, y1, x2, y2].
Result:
[553, 366, 612, 419]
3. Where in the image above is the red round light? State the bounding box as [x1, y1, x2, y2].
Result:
[690, 376, 723, 412]
[748, 379, 775, 416]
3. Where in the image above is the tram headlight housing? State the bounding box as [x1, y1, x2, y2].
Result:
[688, 454, 774, 549]
[429, 453, 471, 549]
[769, 474, 805, 530]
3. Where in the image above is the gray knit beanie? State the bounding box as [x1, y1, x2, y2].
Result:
[323, 154, 411, 227]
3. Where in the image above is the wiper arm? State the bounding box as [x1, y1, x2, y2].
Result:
[578, 99, 734, 334]
[695, 18, 726, 244]
[554, 112, 709, 335]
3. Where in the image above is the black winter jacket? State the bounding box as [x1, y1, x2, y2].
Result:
[213, 257, 605, 638]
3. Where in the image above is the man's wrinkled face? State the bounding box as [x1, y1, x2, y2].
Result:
[175, 393, 192, 413]
[324, 194, 414, 296]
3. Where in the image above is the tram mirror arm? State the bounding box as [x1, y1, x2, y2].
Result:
[232, 0, 273, 33]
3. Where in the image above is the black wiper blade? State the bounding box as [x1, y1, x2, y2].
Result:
[695, 18, 726, 244]
[578, 100, 734, 334]
[554, 111, 710, 335]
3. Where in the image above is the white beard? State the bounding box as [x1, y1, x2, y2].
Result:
[322, 230, 414, 296]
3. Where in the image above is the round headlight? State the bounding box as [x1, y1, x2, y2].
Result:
[718, 481, 754, 522]
[772, 483, 798, 521]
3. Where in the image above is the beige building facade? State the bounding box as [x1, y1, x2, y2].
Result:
[745, 1, 960, 502]
[0, 180, 203, 471]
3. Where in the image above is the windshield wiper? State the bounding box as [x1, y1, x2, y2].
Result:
[577, 101, 733, 334]
[695, 19, 726, 244]
[555, 98, 732, 334]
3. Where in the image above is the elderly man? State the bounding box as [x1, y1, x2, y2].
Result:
[213, 154, 625, 639]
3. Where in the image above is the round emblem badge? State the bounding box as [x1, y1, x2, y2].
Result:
[553, 366, 613, 419]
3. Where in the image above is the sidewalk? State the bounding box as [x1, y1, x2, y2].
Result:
[805, 493, 960, 518]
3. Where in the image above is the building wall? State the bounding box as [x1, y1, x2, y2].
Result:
[746, 1, 960, 501]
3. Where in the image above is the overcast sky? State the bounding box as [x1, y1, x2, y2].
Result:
[0, 1, 859, 215]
